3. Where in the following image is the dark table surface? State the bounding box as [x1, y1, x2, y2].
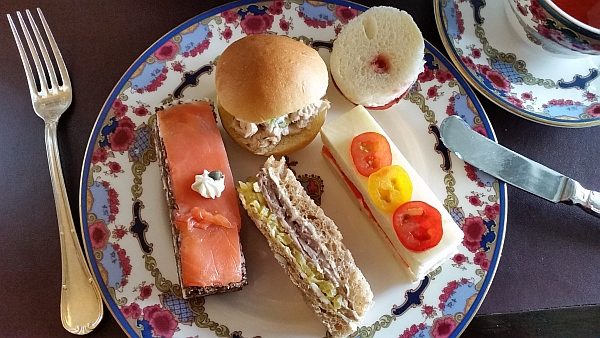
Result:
[0, 0, 598, 337]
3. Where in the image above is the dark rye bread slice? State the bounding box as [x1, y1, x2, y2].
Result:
[154, 101, 247, 299]
[240, 157, 373, 337]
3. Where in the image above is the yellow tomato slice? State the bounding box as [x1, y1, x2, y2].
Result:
[367, 165, 413, 212]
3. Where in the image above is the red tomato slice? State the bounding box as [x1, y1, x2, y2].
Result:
[350, 132, 392, 177]
[393, 201, 443, 252]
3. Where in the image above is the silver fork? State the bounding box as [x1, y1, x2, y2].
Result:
[7, 9, 103, 335]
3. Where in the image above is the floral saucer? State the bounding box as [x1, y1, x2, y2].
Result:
[435, 0, 600, 128]
[81, 1, 506, 337]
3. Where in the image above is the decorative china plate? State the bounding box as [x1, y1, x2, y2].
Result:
[80, 1, 506, 337]
[434, 0, 600, 128]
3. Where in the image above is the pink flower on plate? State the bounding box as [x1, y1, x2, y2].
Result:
[89, 219, 109, 250]
[334, 24, 342, 36]
[584, 91, 597, 102]
[133, 106, 149, 117]
[468, 194, 482, 206]
[544, 98, 581, 108]
[107, 186, 119, 222]
[427, 85, 441, 99]
[109, 126, 135, 152]
[463, 238, 481, 252]
[445, 96, 457, 116]
[460, 55, 476, 69]
[521, 91, 534, 101]
[139, 284, 153, 300]
[221, 26, 233, 41]
[484, 203, 500, 220]
[529, 0, 546, 22]
[268, 0, 284, 15]
[484, 69, 511, 92]
[431, 316, 457, 338]
[143, 305, 178, 338]
[240, 13, 274, 35]
[121, 302, 142, 320]
[464, 163, 477, 182]
[418, 67, 435, 83]
[92, 147, 108, 164]
[118, 116, 136, 131]
[463, 216, 486, 242]
[221, 10, 238, 24]
[435, 69, 453, 83]
[506, 95, 523, 108]
[154, 40, 179, 61]
[452, 253, 467, 265]
[279, 18, 290, 32]
[112, 225, 127, 240]
[108, 161, 122, 174]
[112, 99, 128, 118]
[335, 6, 358, 24]
[422, 305, 437, 318]
[171, 61, 184, 73]
[586, 103, 600, 117]
[474, 250, 490, 270]
[111, 243, 131, 287]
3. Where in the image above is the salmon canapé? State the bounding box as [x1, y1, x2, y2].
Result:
[156, 101, 243, 288]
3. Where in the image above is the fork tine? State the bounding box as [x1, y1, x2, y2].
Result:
[16, 11, 48, 94]
[7, 14, 38, 97]
[26, 9, 59, 91]
[37, 8, 70, 88]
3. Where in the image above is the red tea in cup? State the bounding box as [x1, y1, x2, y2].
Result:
[551, 0, 600, 28]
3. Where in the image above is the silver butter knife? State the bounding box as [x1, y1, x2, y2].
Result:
[440, 115, 600, 218]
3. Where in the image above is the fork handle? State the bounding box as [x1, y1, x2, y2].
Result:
[44, 121, 103, 335]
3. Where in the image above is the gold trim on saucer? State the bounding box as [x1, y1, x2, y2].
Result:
[433, 0, 600, 128]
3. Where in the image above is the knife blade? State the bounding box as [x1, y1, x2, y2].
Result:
[440, 115, 599, 218]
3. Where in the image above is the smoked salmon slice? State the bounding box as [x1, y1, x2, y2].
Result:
[155, 100, 246, 298]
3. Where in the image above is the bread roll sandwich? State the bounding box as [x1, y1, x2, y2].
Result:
[330, 7, 425, 109]
[154, 100, 247, 298]
[321, 106, 464, 282]
[237, 157, 373, 337]
[216, 34, 330, 156]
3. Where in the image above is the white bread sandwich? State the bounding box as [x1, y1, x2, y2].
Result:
[330, 7, 425, 109]
[216, 34, 330, 156]
[321, 105, 463, 282]
[237, 156, 373, 337]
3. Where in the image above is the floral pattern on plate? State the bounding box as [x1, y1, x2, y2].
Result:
[435, 0, 600, 127]
[81, 1, 506, 337]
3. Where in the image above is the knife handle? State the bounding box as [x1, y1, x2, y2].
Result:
[568, 181, 600, 218]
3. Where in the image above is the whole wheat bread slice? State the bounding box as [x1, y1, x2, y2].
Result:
[238, 157, 373, 337]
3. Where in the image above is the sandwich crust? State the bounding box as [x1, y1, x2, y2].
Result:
[237, 157, 373, 337]
[215, 34, 329, 123]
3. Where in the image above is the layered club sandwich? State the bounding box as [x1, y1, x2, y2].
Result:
[321, 105, 464, 282]
[155, 100, 247, 298]
[237, 157, 373, 338]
